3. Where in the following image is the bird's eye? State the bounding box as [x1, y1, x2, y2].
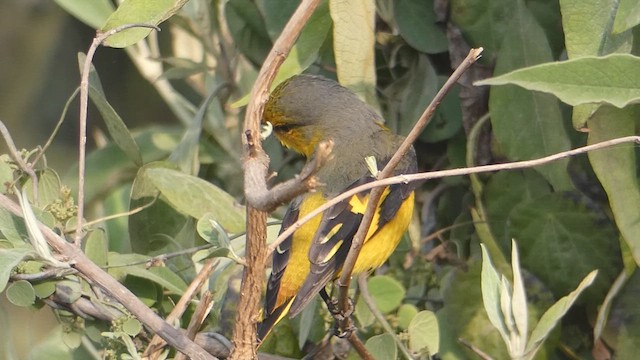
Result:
[274, 124, 296, 133]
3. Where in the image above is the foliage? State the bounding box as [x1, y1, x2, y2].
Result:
[0, 0, 639, 359]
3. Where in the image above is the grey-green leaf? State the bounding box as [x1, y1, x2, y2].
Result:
[0, 247, 33, 292]
[525, 271, 597, 356]
[54, 0, 114, 29]
[395, 0, 447, 54]
[146, 168, 245, 233]
[476, 54, 640, 108]
[486, 0, 572, 191]
[6, 280, 36, 307]
[101, 0, 188, 48]
[408, 310, 440, 355]
[587, 106, 640, 266]
[365, 333, 397, 360]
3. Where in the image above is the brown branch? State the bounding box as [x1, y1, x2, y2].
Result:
[144, 259, 218, 359]
[233, 0, 324, 357]
[0, 192, 215, 360]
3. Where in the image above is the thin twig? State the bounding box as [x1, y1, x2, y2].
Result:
[175, 292, 216, 360]
[0, 120, 39, 202]
[81, 196, 157, 229]
[144, 259, 218, 359]
[32, 87, 80, 166]
[357, 275, 414, 360]
[458, 338, 494, 360]
[269, 135, 640, 254]
[75, 23, 160, 246]
[336, 48, 484, 319]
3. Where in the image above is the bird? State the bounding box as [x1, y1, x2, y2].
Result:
[257, 74, 418, 342]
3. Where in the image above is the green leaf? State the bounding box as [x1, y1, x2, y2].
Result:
[613, 0, 640, 34]
[483, 170, 551, 248]
[510, 240, 528, 348]
[509, 193, 620, 298]
[0, 208, 28, 245]
[392, 54, 438, 137]
[272, 0, 332, 86]
[395, 0, 447, 54]
[587, 105, 640, 266]
[24, 169, 62, 208]
[61, 330, 82, 349]
[84, 229, 108, 267]
[525, 271, 597, 356]
[33, 280, 57, 299]
[420, 77, 462, 143]
[330, 0, 378, 108]
[397, 303, 419, 330]
[365, 333, 397, 360]
[485, 0, 572, 190]
[261, 0, 301, 39]
[54, 0, 114, 29]
[146, 168, 245, 233]
[6, 280, 36, 307]
[477, 54, 640, 109]
[101, 0, 188, 48]
[66, 128, 180, 205]
[28, 326, 74, 360]
[560, 0, 632, 58]
[107, 252, 187, 294]
[169, 84, 222, 174]
[0, 247, 33, 292]
[438, 263, 511, 359]
[408, 310, 439, 355]
[79, 54, 142, 166]
[480, 244, 509, 342]
[225, 0, 272, 65]
[605, 271, 640, 359]
[195, 213, 243, 263]
[129, 162, 188, 254]
[122, 317, 142, 336]
[450, 0, 516, 60]
[365, 275, 405, 314]
[559, 0, 633, 128]
[88, 86, 142, 166]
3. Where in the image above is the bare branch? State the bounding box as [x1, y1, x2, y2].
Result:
[0, 192, 216, 360]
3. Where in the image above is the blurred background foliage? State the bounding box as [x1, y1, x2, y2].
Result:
[0, 0, 638, 359]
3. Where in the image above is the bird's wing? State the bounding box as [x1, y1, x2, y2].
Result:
[288, 171, 417, 317]
[258, 197, 302, 342]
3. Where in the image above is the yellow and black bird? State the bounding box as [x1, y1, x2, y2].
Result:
[258, 75, 418, 341]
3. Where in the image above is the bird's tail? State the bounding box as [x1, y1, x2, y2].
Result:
[257, 297, 294, 344]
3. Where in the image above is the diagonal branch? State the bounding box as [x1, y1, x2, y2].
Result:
[0, 192, 215, 360]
